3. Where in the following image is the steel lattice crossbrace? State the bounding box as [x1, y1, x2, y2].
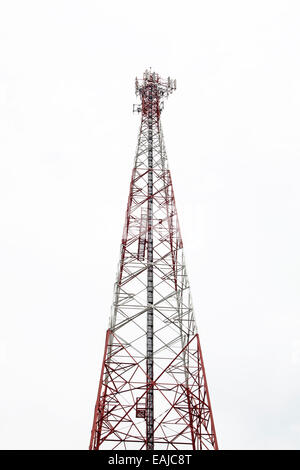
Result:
[89, 70, 218, 450]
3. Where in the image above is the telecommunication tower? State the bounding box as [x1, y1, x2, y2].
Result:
[89, 70, 218, 450]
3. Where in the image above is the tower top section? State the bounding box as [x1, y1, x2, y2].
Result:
[133, 69, 176, 115]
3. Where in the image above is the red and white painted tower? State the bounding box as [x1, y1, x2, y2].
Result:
[89, 70, 218, 450]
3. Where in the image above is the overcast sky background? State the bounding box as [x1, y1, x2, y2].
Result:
[0, 0, 300, 450]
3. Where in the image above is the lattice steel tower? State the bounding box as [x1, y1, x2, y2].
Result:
[89, 70, 218, 450]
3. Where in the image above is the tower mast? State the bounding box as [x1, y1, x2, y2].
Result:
[89, 70, 218, 451]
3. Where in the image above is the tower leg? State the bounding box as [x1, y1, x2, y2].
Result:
[89, 329, 111, 450]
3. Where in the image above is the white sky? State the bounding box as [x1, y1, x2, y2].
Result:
[0, 0, 300, 450]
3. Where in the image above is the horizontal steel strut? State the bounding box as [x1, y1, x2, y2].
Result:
[89, 70, 218, 451]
